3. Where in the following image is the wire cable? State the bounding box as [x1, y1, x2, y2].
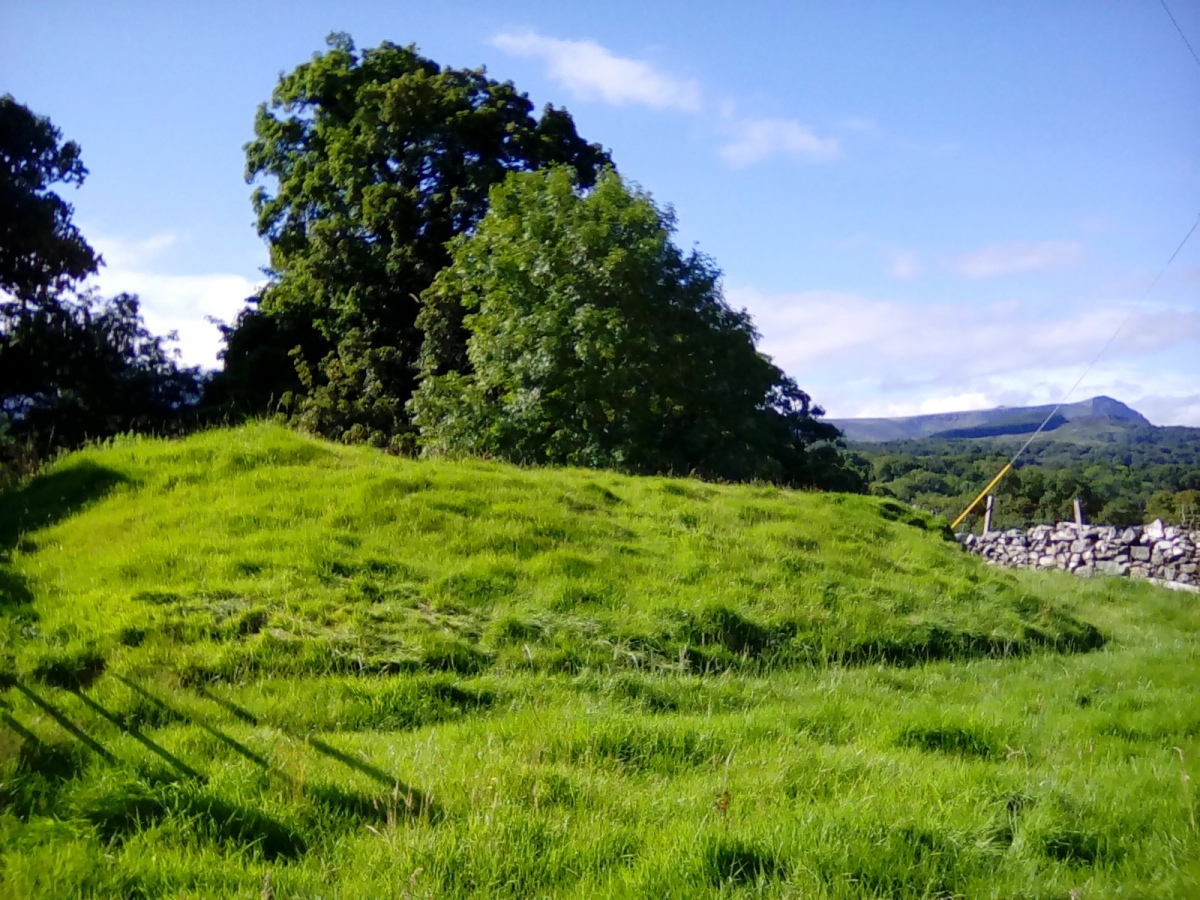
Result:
[951, 211, 1200, 529]
[953, 3, 1199, 530]
[1160, 0, 1200, 70]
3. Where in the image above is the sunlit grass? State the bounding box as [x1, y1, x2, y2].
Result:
[0, 424, 1196, 896]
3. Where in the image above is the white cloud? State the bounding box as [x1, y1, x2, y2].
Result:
[727, 285, 1200, 425]
[946, 240, 1085, 279]
[887, 251, 922, 280]
[718, 117, 841, 167]
[97, 233, 177, 269]
[88, 233, 262, 369]
[1136, 393, 1200, 428]
[492, 31, 702, 111]
[490, 31, 843, 169]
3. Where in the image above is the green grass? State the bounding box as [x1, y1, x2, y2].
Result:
[0, 424, 1196, 897]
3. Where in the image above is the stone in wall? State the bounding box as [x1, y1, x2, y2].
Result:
[958, 519, 1200, 592]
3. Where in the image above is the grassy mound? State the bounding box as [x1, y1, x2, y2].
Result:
[1, 425, 1096, 686]
[0, 425, 1195, 897]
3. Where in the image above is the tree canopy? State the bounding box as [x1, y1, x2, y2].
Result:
[0, 291, 202, 448]
[0, 59, 864, 493]
[217, 34, 611, 445]
[857, 426, 1200, 527]
[0, 96, 200, 476]
[410, 167, 863, 489]
[0, 94, 100, 315]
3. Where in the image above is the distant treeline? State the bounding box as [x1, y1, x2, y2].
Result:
[932, 413, 1067, 440]
[855, 425, 1200, 528]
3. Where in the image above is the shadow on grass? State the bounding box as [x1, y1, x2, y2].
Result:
[119, 677, 272, 772]
[4, 682, 316, 857]
[701, 836, 786, 886]
[303, 736, 439, 820]
[1040, 829, 1119, 866]
[32, 647, 107, 690]
[304, 780, 438, 827]
[0, 707, 86, 782]
[0, 704, 92, 817]
[179, 683, 439, 822]
[0, 462, 128, 616]
[71, 690, 205, 781]
[83, 783, 307, 860]
[10, 681, 117, 763]
[195, 686, 259, 725]
[0, 567, 33, 609]
[0, 461, 129, 551]
[833, 620, 1105, 668]
[836, 824, 961, 897]
[192, 687, 400, 778]
[671, 603, 1106, 674]
[304, 735, 394, 786]
[896, 724, 1002, 760]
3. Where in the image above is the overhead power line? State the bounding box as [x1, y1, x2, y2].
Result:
[1160, 0, 1200, 70]
[953, 1, 1200, 529]
[951, 211, 1200, 530]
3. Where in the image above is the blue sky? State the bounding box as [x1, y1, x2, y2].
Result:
[3, 1, 1198, 423]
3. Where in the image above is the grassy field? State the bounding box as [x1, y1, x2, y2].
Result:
[0, 425, 1196, 897]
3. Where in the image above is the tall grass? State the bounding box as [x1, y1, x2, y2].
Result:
[0, 425, 1195, 896]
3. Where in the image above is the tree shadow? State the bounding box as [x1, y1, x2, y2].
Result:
[0, 461, 129, 551]
[0, 567, 33, 609]
[0, 461, 128, 615]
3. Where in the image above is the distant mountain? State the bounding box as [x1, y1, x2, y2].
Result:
[829, 396, 1151, 443]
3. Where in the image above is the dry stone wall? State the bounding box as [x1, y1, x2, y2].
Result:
[959, 519, 1200, 590]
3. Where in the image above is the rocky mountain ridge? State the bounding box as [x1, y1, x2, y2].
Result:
[831, 395, 1150, 443]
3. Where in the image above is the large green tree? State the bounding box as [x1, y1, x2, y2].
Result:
[0, 96, 201, 471]
[0, 94, 100, 316]
[220, 34, 610, 446]
[411, 166, 863, 489]
[1, 291, 203, 448]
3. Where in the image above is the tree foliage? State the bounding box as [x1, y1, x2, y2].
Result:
[0, 96, 201, 474]
[0, 291, 202, 449]
[411, 167, 862, 489]
[0, 94, 100, 315]
[858, 426, 1200, 527]
[217, 34, 611, 443]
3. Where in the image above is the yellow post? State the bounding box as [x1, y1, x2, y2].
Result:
[950, 463, 1013, 531]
